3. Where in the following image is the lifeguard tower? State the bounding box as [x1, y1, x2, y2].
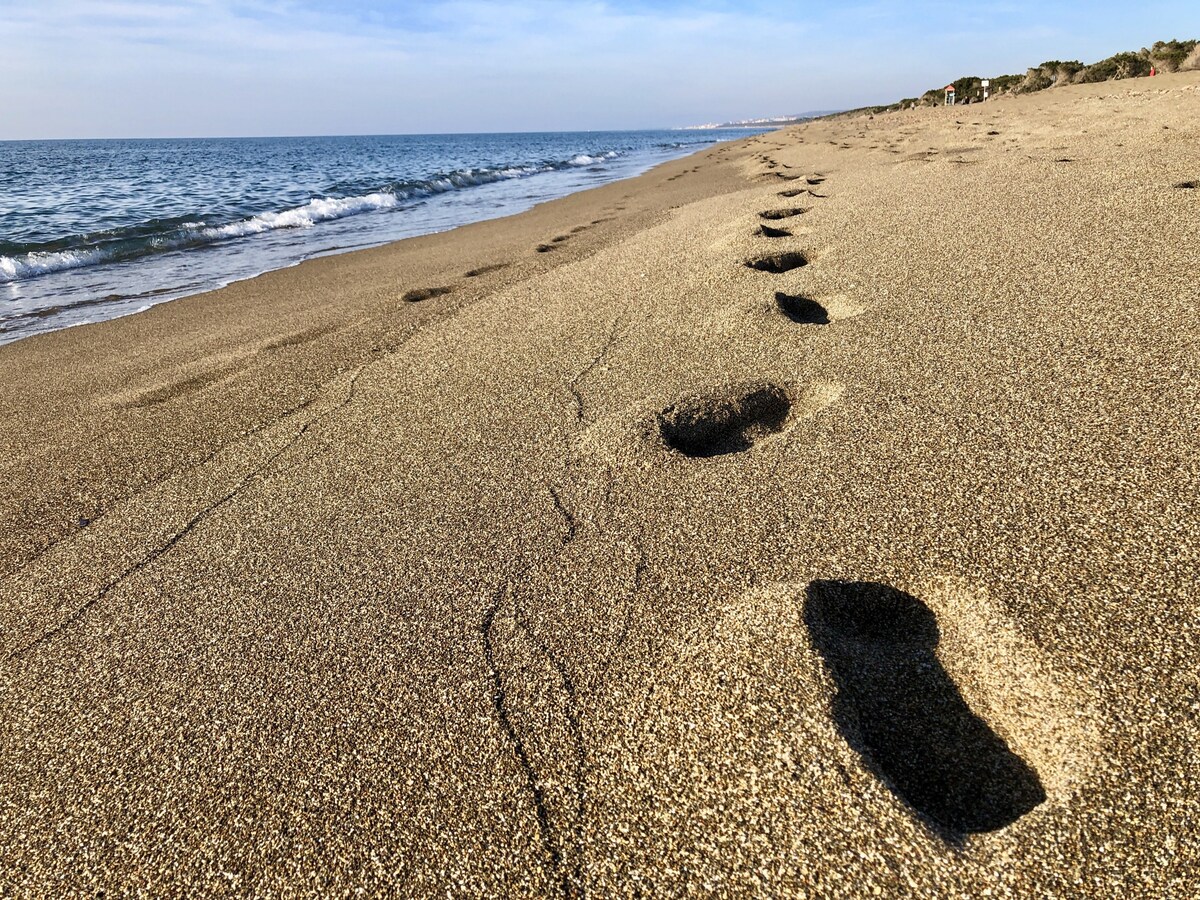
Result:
[944, 84, 957, 105]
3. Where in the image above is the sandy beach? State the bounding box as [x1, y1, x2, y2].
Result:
[1, 72, 1198, 896]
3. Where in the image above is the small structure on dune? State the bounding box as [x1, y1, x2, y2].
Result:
[944, 84, 957, 105]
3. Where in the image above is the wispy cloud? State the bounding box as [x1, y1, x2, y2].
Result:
[1, 0, 1195, 138]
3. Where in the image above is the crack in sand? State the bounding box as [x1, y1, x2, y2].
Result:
[5, 367, 367, 662]
[481, 579, 588, 900]
[548, 484, 578, 548]
[514, 600, 587, 899]
[568, 316, 624, 425]
[0, 391, 321, 583]
[595, 526, 648, 693]
[3, 309, 444, 582]
[477, 314, 651, 898]
[480, 480, 646, 899]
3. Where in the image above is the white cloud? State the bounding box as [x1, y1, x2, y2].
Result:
[2, 0, 1194, 138]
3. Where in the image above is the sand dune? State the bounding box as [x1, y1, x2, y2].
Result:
[1, 72, 1197, 896]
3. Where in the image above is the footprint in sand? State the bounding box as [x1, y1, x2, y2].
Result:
[1175, 180, 1197, 190]
[757, 224, 792, 239]
[262, 325, 335, 352]
[745, 251, 809, 274]
[759, 207, 808, 221]
[774, 292, 830, 325]
[803, 580, 1046, 836]
[656, 381, 841, 459]
[401, 286, 452, 303]
[465, 263, 510, 278]
[658, 382, 791, 458]
[535, 244, 557, 253]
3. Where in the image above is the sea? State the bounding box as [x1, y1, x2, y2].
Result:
[0, 129, 767, 345]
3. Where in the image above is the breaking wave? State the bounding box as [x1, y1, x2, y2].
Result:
[0, 150, 628, 284]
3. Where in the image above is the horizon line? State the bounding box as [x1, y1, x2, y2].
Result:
[0, 123, 798, 144]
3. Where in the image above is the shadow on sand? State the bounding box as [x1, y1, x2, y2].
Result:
[804, 580, 1046, 839]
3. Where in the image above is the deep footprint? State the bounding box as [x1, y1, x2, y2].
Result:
[465, 263, 510, 277]
[775, 292, 829, 324]
[659, 382, 791, 457]
[535, 244, 556, 253]
[757, 224, 792, 238]
[803, 581, 1046, 836]
[402, 286, 452, 302]
[746, 251, 809, 274]
[760, 207, 808, 220]
[1175, 180, 1197, 190]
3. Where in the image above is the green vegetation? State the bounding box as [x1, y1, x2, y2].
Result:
[988, 74, 1023, 94]
[897, 39, 1198, 109]
[1077, 52, 1151, 82]
[1149, 39, 1199, 71]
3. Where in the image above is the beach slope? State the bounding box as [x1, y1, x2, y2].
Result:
[1, 73, 1198, 896]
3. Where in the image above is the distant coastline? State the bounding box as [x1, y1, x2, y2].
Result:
[678, 110, 843, 130]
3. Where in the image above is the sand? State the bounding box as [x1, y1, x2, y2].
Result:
[1, 72, 1198, 897]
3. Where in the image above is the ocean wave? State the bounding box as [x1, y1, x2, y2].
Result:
[0, 247, 107, 282]
[200, 192, 400, 240]
[568, 151, 620, 166]
[0, 148, 630, 285]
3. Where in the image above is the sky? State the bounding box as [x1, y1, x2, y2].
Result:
[1, 1, 1197, 139]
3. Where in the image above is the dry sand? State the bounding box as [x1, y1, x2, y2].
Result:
[1, 72, 1198, 897]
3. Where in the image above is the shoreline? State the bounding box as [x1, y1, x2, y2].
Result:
[0, 132, 754, 587]
[2, 72, 1198, 895]
[0, 130, 759, 346]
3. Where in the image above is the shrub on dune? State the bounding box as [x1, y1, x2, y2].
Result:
[1147, 39, 1198, 72]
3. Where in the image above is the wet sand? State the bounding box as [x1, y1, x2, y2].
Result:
[1, 72, 1198, 896]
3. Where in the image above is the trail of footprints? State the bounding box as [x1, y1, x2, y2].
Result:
[478, 144, 1078, 881]
[652, 165, 1052, 840]
[657, 173, 832, 459]
[534, 214, 616, 254]
[398, 209, 618, 305]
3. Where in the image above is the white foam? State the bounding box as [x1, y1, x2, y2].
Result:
[0, 248, 107, 283]
[568, 151, 618, 166]
[0, 191, 405, 285]
[0, 150, 629, 286]
[200, 192, 399, 241]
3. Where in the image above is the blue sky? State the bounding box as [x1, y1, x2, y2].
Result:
[1, 1, 1196, 139]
